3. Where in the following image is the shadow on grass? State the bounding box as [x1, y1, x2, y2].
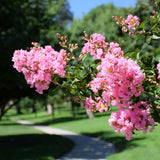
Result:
[83, 131, 145, 152]
[35, 112, 110, 126]
[2, 113, 108, 126]
[0, 122, 22, 126]
[2, 114, 85, 126]
[0, 134, 74, 160]
[5, 113, 53, 120]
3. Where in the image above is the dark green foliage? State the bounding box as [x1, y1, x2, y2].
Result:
[0, 134, 74, 160]
[0, 0, 72, 118]
[121, 0, 160, 122]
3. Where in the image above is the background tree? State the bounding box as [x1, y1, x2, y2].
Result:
[69, 3, 127, 49]
[0, 0, 73, 119]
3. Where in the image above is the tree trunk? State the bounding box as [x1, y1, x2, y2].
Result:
[31, 105, 36, 113]
[47, 104, 53, 114]
[0, 105, 5, 120]
[86, 110, 95, 119]
[16, 106, 22, 114]
[80, 102, 95, 119]
[71, 100, 76, 116]
[0, 100, 14, 120]
[47, 104, 54, 119]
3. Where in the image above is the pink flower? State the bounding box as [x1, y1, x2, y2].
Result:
[82, 34, 123, 60]
[85, 96, 96, 112]
[81, 33, 108, 59]
[125, 15, 140, 31]
[12, 44, 67, 94]
[91, 54, 145, 107]
[109, 101, 155, 140]
[85, 96, 108, 113]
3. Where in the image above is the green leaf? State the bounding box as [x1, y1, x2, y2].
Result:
[70, 89, 76, 95]
[156, 87, 160, 93]
[124, 52, 137, 60]
[98, 90, 103, 96]
[48, 86, 59, 96]
[91, 94, 96, 101]
[124, 52, 134, 57]
[82, 55, 88, 61]
[146, 36, 152, 44]
[152, 34, 160, 40]
[150, 20, 157, 25]
[84, 73, 92, 83]
[95, 59, 101, 65]
[140, 21, 145, 29]
[151, 23, 158, 31]
[136, 52, 141, 60]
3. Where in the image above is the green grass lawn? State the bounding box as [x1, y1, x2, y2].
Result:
[5, 107, 160, 160]
[0, 119, 74, 160]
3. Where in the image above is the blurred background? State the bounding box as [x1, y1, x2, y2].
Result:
[0, 0, 160, 160]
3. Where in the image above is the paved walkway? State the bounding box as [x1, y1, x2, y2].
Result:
[13, 119, 115, 160]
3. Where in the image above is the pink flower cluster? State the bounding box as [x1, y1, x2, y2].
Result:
[91, 54, 145, 107]
[85, 96, 108, 113]
[125, 15, 140, 30]
[83, 33, 145, 110]
[109, 101, 155, 140]
[82, 33, 123, 60]
[12, 44, 67, 94]
[113, 14, 141, 36]
[82, 33, 108, 60]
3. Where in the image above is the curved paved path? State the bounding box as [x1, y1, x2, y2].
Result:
[14, 119, 115, 160]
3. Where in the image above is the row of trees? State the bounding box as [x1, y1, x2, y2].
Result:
[15, 90, 81, 118]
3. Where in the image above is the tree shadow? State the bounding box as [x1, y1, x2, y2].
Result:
[0, 121, 22, 126]
[1, 112, 108, 126]
[0, 134, 74, 160]
[36, 116, 87, 126]
[82, 131, 145, 152]
[4, 113, 54, 120]
[34, 110, 111, 126]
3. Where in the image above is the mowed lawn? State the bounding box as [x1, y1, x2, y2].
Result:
[6, 107, 160, 160]
[0, 119, 74, 160]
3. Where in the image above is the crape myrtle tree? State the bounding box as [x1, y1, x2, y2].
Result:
[67, 3, 127, 118]
[0, 0, 72, 119]
[12, 0, 160, 140]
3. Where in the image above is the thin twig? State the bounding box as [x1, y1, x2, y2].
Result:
[72, 54, 96, 76]
[52, 80, 89, 90]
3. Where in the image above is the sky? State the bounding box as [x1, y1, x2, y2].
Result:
[68, 0, 137, 18]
